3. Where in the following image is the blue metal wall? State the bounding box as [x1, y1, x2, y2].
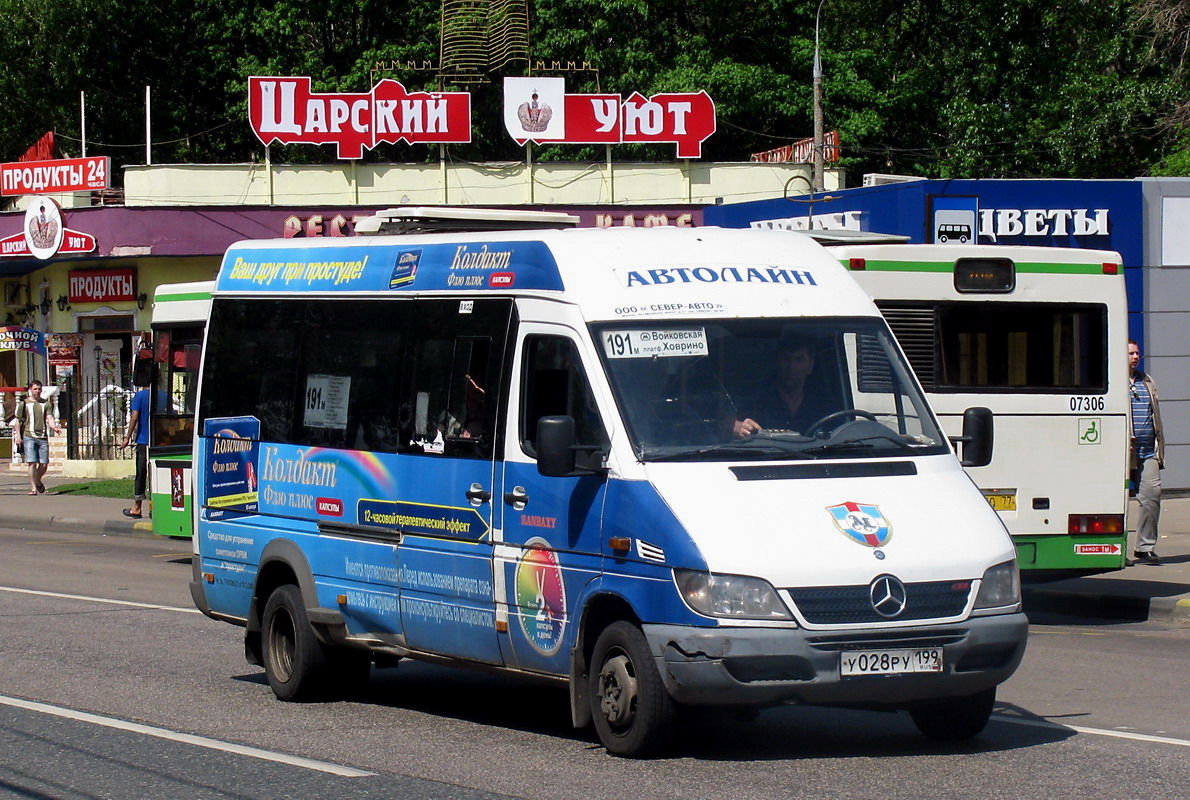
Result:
[705, 179, 1146, 343]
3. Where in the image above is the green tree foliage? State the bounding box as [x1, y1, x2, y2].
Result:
[0, 0, 1185, 182]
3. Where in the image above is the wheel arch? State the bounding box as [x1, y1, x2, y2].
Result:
[244, 539, 318, 665]
[569, 590, 641, 729]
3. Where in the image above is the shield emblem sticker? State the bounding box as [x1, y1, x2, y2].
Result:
[827, 502, 892, 548]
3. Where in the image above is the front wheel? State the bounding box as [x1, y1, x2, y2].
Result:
[262, 584, 328, 701]
[589, 621, 676, 758]
[909, 688, 996, 740]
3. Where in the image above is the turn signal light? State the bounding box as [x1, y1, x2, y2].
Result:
[608, 536, 632, 553]
[1068, 514, 1124, 534]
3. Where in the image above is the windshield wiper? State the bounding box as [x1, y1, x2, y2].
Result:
[802, 434, 917, 456]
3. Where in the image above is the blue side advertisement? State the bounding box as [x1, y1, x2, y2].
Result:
[216, 239, 565, 293]
[202, 416, 261, 519]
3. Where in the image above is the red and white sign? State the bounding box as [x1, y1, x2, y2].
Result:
[248, 76, 472, 159]
[0, 196, 97, 259]
[316, 497, 344, 517]
[1, 156, 110, 196]
[751, 131, 841, 164]
[1073, 543, 1122, 555]
[503, 77, 716, 158]
[69, 267, 136, 303]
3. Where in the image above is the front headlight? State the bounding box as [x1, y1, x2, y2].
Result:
[973, 559, 1021, 609]
[674, 569, 792, 619]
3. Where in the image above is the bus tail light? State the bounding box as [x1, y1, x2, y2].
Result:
[849, 257, 866, 270]
[1068, 514, 1124, 534]
[1102, 262, 1119, 274]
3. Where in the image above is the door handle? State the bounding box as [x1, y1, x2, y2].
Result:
[466, 482, 491, 506]
[503, 485, 529, 510]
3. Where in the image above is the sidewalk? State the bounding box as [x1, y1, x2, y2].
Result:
[0, 470, 154, 539]
[1, 471, 1187, 622]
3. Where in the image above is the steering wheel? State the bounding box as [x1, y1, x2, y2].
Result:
[804, 409, 878, 437]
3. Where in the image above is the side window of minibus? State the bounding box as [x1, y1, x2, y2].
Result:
[200, 298, 302, 443]
[296, 300, 407, 453]
[402, 299, 512, 459]
[520, 335, 606, 469]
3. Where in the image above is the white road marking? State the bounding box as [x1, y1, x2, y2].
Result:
[0, 585, 199, 613]
[997, 714, 1190, 747]
[0, 694, 374, 777]
[6, 589, 1184, 755]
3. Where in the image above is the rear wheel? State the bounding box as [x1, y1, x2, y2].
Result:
[262, 584, 328, 701]
[589, 621, 676, 757]
[910, 688, 996, 740]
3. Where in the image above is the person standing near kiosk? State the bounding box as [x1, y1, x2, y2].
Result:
[13, 380, 59, 495]
[121, 376, 151, 519]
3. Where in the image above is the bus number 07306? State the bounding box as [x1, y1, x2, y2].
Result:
[1070, 396, 1105, 412]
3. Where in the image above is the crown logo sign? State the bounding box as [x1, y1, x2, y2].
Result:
[516, 90, 553, 133]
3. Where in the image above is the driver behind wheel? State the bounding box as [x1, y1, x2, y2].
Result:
[732, 335, 834, 437]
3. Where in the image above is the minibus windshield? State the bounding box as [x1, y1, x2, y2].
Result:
[594, 317, 950, 462]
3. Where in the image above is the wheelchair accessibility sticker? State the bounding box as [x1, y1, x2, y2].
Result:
[828, 502, 892, 548]
[1078, 418, 1101, 445]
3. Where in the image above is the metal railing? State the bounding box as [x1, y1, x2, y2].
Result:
[58, 370, 134, 461]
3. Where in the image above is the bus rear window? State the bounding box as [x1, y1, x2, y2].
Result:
[879, 301, 1107, 392]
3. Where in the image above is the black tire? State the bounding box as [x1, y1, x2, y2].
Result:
[910, 688, 996, 740]
[261, 584, 328, 701]
[589, 621, 676, 758]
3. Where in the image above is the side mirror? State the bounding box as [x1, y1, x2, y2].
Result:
[952, 406, 994, 468]
[537, 415, 577, 477]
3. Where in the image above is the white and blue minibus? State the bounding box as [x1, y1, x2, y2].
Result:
[191, 208, 1027, 757]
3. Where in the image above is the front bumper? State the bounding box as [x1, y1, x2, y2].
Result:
[643, 613, 1028, 708]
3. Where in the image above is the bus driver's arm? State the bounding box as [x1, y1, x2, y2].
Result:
[733, 417, 761, 438]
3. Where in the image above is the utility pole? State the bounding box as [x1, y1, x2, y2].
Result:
[812, 0, 826, 191]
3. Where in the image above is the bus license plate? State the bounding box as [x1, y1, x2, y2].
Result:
[982, 490, 1017, 512]
[840, 648, 943, 676]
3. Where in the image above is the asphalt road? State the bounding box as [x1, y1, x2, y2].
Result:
[0, 526, 1186, 800]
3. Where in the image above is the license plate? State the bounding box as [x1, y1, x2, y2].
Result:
[982, 490, 1017, 512]
[840, 648, 944, 676]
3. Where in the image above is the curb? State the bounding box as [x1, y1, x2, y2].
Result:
[1, 514, 158, 540]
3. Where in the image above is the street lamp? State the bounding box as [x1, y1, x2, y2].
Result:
[812, 0, 827, 191]
[784, 174, 839, 231]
